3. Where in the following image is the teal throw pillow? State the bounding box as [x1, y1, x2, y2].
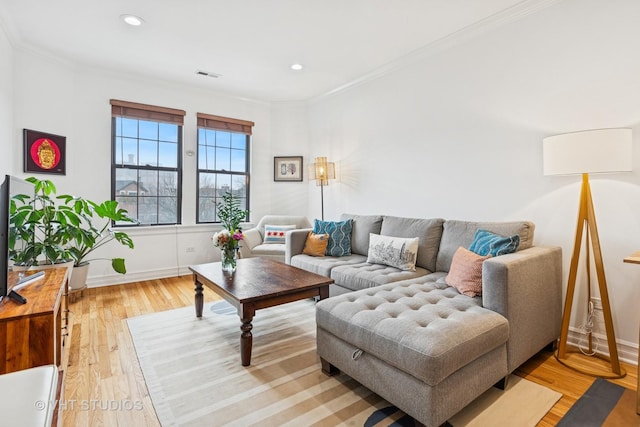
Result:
[469, 229, 520, 257]
[313, 219, 353, 257]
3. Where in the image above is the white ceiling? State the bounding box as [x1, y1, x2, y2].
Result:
[0, 0, 549, 102]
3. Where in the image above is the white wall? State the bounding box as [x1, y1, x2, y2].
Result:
[10, 47, 281, 284]
[0, 23, 13, 175]
[304, 0, 640, 361]
[5, 0, 639, 361]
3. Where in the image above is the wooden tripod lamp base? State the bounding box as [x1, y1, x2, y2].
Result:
[554, 174, 626, 379]
[543, 128, 632, 379]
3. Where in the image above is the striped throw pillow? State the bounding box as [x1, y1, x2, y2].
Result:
[263, 225, 296, 244]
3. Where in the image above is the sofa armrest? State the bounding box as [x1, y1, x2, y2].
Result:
[239, 228, 263, 258]
[285, 228, 312, 264]
[482, 246, 563, 373]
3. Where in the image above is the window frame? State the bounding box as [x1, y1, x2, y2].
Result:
[110, 99, 186, 226]
[196, 113, 254, 224]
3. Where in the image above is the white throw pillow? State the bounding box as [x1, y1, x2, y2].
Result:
[263, 224, 296, 244]
[366, 233, 419, 271]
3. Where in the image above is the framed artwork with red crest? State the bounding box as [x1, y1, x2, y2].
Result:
[23, 129, 66, 175]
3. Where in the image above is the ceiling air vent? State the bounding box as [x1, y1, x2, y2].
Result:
[196, 70, 221, 78]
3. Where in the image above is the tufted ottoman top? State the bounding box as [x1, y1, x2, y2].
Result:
[315, 274, 509, 386]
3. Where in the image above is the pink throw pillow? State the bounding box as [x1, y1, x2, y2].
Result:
[446, 247, 491, 297]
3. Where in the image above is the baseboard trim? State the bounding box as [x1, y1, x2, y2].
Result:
[567, 327, 638, 366]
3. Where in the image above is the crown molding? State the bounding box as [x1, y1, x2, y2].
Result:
[309, 0, 562, 104]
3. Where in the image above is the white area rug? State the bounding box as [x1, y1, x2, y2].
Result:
[126, 299, 561, 426]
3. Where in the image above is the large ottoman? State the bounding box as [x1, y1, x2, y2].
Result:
[316, 275, 510, 427]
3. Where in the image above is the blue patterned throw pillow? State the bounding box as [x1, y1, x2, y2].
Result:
[469, 229, 520, 257]
[313, 219, 353, 257]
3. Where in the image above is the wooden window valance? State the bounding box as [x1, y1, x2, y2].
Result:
[197, 113, 254, 135]
[110, 99, 186, 125]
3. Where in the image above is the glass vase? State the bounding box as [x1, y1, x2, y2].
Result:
[221, 247, 238, 273]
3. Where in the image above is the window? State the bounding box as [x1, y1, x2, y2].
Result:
[197, 113, 253, 223]
[111, 99, 185, 225]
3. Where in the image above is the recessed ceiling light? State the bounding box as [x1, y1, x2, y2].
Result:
[290, 63, 304, 71]
[121, 14, 144, 26]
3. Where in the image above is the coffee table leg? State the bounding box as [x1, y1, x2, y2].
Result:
[319, 285, 329, 300]
[240, 304, 255, 366]
[194, 277, 204, 318]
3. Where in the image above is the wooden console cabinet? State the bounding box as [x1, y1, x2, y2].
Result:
[0, 268, 67, 374]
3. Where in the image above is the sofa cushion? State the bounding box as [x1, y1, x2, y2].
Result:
[366, 234, 419, 271]
[248, 243, 286, 257]
[446, 247, 491, 297]
[290, 253, 367, 277]
[313, 219, 353, 256]
[469, 229, 519, 257]
[380, 216, 444, 272]
[330, 263, 430, 291]
[263, 224, 296, 244]
[436, 220, 535, 272]
[315, 277, 509, 386]
[302, 232, 330, 256]
[340, 214, 384, 255]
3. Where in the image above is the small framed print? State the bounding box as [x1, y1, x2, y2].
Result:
[23, 129, 66, 175]
[274, 156, 303, 182]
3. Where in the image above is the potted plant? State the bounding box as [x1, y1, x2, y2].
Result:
[60, 196, 135, 290]
[9, 176, 135, 291]
[211, 192, 248, 272]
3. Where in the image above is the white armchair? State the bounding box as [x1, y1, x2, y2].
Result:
[240, 215, 311, 262]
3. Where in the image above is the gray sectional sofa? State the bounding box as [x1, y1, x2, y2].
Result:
[285, 214, 562, 427]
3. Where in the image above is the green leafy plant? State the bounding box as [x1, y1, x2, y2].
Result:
[59, 196, 135, 273]
[212, 193, 249, 271]
[9, 177, 80, 266]
[9, 176, 135, 274]
[216, 192, 249, 232]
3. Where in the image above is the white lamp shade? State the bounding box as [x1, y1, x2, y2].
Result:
[543, 128, 632, 176]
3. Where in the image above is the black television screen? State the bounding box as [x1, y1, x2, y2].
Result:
[0, 175, 34, 302]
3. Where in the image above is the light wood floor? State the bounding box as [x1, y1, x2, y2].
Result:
[61, 275, 638, 426]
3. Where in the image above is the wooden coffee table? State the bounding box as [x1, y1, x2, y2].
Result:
[189, 257, 333, 366]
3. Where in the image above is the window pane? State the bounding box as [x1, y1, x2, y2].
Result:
[139, 170, 158, 196]
[231, 176, 247, 198]
[158, 197, 177, 224]
[158, 171, 178, 196]
[159, 142, 177, 167]
[198, 197, 216, 222]
[216, 147, 230, 170]
[231, 133, 245, 149]
[139, 140, 158, 167]
[138, 197, 158, 225]
[121, 118, 138, 138]
[230, 149, 246, 172]
[200, 129, 215, 146]
[115, 196, 137, 225]
[115, 169, 139, 224]
[216, 131, 231, 148]
[114, 137, 123, 165]
[139, 120, 158, 140]
[159, 123, 178, 142]
[206, 146, 215, 170]
[122, 138, 138, 165]
[198, 146, 207, 169]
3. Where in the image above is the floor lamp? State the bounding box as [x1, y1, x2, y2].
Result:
[309, 157, 335, 221]
[543, 128, 632, 378]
